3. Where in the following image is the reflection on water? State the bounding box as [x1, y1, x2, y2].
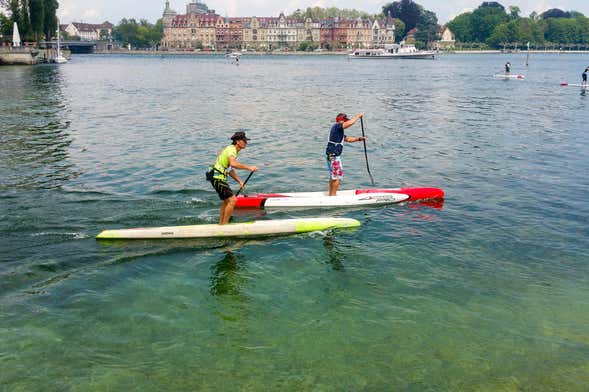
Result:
[322, 233, 344, 271]
[210, 251, 246, 298]
[0, 66, 79, 190]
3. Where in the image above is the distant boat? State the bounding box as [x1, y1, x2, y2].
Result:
[348, 42, 436, 60]
[225, 52, 241, 59]
[53, 20, 67, 64]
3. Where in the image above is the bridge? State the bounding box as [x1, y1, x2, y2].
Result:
[39, 40, 113, 54]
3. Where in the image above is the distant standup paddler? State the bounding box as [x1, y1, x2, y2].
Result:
[505, 62, 511, 74]
[583, 67, 588, 85]
[325, 112, 366, 196]
[208, 131, 258, 224]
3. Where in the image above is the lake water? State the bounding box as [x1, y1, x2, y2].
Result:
[1, 53, 588, 391]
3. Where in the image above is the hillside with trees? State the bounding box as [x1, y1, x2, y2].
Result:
[447, 2, 589, 49]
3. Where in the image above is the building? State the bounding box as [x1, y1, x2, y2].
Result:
[186, 1, 210, 15]
[64, 21, 113, 41]
[435, 26, 455, 49]
[161, 1, 394, 51]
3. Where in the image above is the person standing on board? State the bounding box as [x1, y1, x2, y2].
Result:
[209, 131, 258, 224]
[325, 112, 366, 196]
[505, 62, 511, 74]
[583, 67, 588, 85]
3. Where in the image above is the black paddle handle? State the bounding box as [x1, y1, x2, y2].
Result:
[360, 117, 375, 186]
[235, 171, 254, 196]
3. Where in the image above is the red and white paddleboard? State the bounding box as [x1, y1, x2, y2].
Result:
[236, 187, 444, 208]
[560, 82, 588, 88]
[494, 74, 525, 79]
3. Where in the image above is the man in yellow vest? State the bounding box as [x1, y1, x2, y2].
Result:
[209, 131, 258, 224]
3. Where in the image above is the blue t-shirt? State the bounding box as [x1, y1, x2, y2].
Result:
[326, 123, 346, 156]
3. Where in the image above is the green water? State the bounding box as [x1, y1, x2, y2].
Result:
[1, 54, 588, 390]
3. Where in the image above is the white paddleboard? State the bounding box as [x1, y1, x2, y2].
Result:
[494, 74, 525, 79]
[96, 217, 360, 239]
[262, 192, 409, 208]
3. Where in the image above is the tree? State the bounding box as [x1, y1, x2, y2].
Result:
[99, 28, 109, 40]
[19, 0, 31, 40]
[516, 17, 545, 44]
[569, 11, 586, 19]
[28, 0, 44, 40]
[290, 8, 303, 19]
[487, 19, 520, 47]
[147, 18, 163, 46]
[382, 0, 421, 36]
[112, 18, 162, 49]
[508, 6, 520, 20]
[391, 18, 405, 42]
[0, 12, 12, 40]
[541, 9, 571, 19]
[414, 9, 438, 46]
[544, 17, 578, 43]
[578, 16, 589, 43]
[470, 2, 508, 42]
[487, 23, 509, 47]
[298, 41, 318, 51]
[447, 12, 472, 42]
[289, 6, 372, 20]
[42, 0, 57, 40]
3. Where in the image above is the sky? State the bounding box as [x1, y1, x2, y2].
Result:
[40, 0, 589, 25]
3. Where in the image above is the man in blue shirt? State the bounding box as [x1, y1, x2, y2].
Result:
[325, 112, 366, 196]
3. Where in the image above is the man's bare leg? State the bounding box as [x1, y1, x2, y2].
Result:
[328, 179, 340, 196]
[220, 196, 236, 224]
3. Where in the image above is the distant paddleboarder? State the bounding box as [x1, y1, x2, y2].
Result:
[505, 62, 511, 74]
[583, 67, 588, 85]
[325, 112, 366, 196]
[208, 131, 258, 224]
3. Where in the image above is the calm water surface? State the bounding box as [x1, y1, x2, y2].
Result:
[1, 53, 589, 390]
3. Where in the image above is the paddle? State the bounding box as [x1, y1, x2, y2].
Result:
[235, 171, 254, 196]
[360, 117, 375, 186]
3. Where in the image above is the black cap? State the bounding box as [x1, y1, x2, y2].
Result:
[230, 131, 250, 141]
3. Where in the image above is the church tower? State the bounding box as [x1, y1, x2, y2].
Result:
[162, 0, 177, 29]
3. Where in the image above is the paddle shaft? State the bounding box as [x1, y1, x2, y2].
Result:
[360, 117, 375, 186]
[235, 171, 254, 196]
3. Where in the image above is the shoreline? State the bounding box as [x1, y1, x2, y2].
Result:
[3, 47, 588, 65]
[94, 49, 589, 56]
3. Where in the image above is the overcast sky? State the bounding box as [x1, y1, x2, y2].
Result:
[55, 0, 589, 25]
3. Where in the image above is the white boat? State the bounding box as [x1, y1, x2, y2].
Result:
[348, 43, 436, 60]
[96, 217, 360, 239]
[54, 20, 67, 64]
[225, 52, 241, 59]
